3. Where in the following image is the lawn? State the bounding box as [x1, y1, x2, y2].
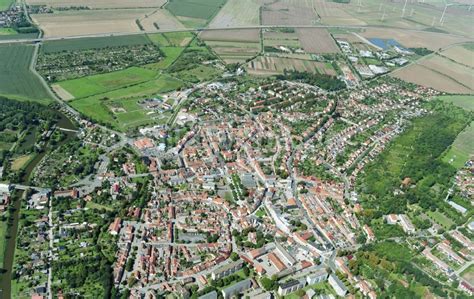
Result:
[439, 95, 474, 112]
[58, 67, 157, 99]
[70, 74, 183, 131]
[426, 210, 455, 229]
[166, 0, 226, 20]
[0, 44, 52, 103]
[442, 121, 474, 169]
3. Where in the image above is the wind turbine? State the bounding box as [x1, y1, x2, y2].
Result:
[401, 0, 408, 17]
[439, 3, 453, 25]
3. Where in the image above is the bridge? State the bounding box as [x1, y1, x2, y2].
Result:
[58, 127, 79, 133]
[12, 184, 51, 193]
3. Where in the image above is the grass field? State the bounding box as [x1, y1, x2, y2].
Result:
[0, 220, 7, 268]
[70, 74, 183, 131]
[41, 34, 151, 53]
[166, 0, 226, 21]
[439, 95, 474, 112]
[145, 47, 185, 70]
[0, 28, 16, 35]
[0, 44, 51, 103]
[58, 67, 157, 99]
[439, 95, 474, 168]
[0, 0, 12, 11]
[148, 32, 193, 47]
[442, 122, 474, 169]
[426, 210, 455, 229]
[11, 155, 33, 171]
[461, 264, 474, 285]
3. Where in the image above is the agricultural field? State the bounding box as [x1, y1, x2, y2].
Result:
[392, 53, 474, 94]
[440, 44, 474, 68]
[442, 121, 474, 169]
[0, 0, 12, 11]
[139, 9, 185, 31]
[41, 34, 152, 53]
[439, 95, 474, 111]
[166, 0, 226, 27]
[57, 67, 157, 99]
[247, 56, 336, 75]
[70, 75, 183, 131]
[148, 31, 194, 47]
[361, 28, 471, 51]
[392, 64, 472, 94]
[208, 0, 261, 28]
[261, 0, 318, 26]
[0, 44, 51, 103]
[31, 9, 153, 37]
[418, 55, 473, 90]
[201, 29, 261, 63]
[296, 28, 340, 54]
[313, 0, 366, 25]
[25, 0, 166, 8]
[333, 0, 474, 37]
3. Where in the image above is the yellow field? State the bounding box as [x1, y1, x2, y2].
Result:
[26, 0, 166, 8]
[208, 0, 261, 28]
[139, 9, 185, 31]
[32, 9, 154, 37]
[441, 45, 474, 68]
[361, 28, 471, 51]
[392, 64, 472, 94]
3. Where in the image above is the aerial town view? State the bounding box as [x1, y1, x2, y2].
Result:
[0, 0, 473, 298]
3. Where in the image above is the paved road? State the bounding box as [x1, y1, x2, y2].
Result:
[1, 24, 471, 45]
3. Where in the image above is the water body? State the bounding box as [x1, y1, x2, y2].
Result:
[0, 109, 77, 298]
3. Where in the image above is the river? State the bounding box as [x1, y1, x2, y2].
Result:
[0, 109, 77, 298]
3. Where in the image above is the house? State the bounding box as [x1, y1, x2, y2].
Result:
[307, 269, 328, 284]
[222, 278, 252, 299]
[277, 279, 305, 296]
[109, 217, 122, 235]
[211, 260, 243, 280]
[328, 274, 347, 297]
[198, 291, 217, 299]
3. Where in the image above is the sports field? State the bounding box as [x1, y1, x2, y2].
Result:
[0, 44, 51, 103]
[58, 67, 157, 99]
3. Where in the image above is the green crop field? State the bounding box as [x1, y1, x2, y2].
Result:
[0, 44, 51, 103]
[439, 95, 474, 112]
[166, 0, 226, 20]
[70, 74, 183, 131]
[41, 34, 151, 53]
[58, 67, 157, 99]
[0, 0, 13, 11]
[443, 122, 474, 169]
